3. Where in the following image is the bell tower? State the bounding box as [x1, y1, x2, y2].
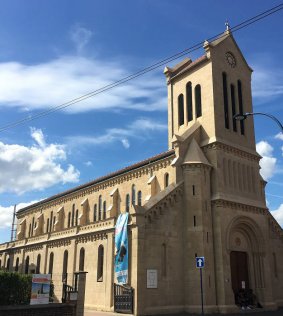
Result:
[164, 30, 257, 154]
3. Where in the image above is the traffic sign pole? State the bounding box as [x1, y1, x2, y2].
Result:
[200, 268, 204, 316]
[196, 257, 205, 315]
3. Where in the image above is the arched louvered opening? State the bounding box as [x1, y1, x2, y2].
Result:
[195, 84, 202, 118]
[186, 82, 193, 122]
[178, 94, 184, 126]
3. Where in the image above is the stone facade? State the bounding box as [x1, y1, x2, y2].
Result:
[0, 30, 283, 315]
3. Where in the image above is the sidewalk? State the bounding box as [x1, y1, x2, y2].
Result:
[84, 308, 283, 316]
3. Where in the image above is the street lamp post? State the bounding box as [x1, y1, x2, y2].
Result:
[234, 112, 283, 133]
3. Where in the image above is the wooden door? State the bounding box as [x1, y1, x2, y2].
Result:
[230, 251, 249, 293]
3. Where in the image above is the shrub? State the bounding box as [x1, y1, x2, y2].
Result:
[0, 271, 32, 305]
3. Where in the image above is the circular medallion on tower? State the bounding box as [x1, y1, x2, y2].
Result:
[225, 51, 236, 68]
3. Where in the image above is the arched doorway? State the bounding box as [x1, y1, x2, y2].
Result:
[226, 216, 265, 304]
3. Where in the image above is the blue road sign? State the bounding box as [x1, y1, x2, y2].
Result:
[196, 256, 205, 268]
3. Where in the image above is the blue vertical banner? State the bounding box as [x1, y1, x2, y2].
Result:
[114, 213, 129, 284]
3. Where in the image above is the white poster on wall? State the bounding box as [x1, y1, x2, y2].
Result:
[147, 269, 158, 288]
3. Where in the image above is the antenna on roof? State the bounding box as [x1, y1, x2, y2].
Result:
[10, 205, 17, 242]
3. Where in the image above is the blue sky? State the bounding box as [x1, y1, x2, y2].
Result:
[0, 0, 283, 243]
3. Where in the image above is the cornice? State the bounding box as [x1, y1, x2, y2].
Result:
[203, 142, 260, 162]
[211, 199, 267, 215]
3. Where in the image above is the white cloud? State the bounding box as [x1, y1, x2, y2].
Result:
[0, 128, 80, 194]
[121, 138, 130, 149]
[67, 118, 167, 148]
[0, 56, 166, 114]
[84, 161, 93, 167]
[275, 132, 283, 141]
[256, 140, 277, 181]
[70, 25, 93, 53]
[0, 201, 39, 230]
[270, 204, 283, 228]
[252, 65, 283, 100]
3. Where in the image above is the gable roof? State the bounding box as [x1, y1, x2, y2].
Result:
[17, 149, 175, 215]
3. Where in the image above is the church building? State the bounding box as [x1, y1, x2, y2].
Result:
[0, 29, 283, 314]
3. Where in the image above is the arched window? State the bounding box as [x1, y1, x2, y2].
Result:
[71, 205, 75, 227]
[222, 73, 229, 129]
[15, 257, 19, 272]
[46, 219, 49, 233]
[164, 173, 169, 188]
[178, 94, 184, 126]
[131, 184, 136, 205]
[195, 84, 202, 118]
[75, 209, 79, 226]
[36, 254, 41, 274]
[67, 212, 71, 228]
[97, 245, 104, 282]
[138, 191, 142, 206]
[98, 195, 102, 221]
[103, 201, 106, 220]
[186, 82, 193, 122]
[94, 204, 97, 222]
[48, 252, 54, 276]
[25, 256, 29, 274]
[230, 84, 237, 132]
[6, 257, 10, 271]
[62, 250, 68, 282]
[79, 247, 85, 271]
[29, 223, 32, 237]
[237, 80, 245, 135]
[126, 194, 130, 212]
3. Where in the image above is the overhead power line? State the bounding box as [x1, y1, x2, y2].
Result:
[0, 3, 283, 133]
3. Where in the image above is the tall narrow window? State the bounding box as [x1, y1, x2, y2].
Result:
[31, 217, 35, 236]
[98, 195, 102, 221]
[71, 205, 75, 227]
[97, 245, 104, 282]
[103, 201, 106, 220]
[126, 194, 130, 212]
[164, 173, 169, 188]
[161, 243, 167, 277]
[15, 258, 19, 272]
[193, 216, 196, 227]
[186, 82, 193, 122]
[67, 212, 71, 228]
[79, 248, 85, 271]
[46, 219, 49, 233]
[49, 211, 53, 232]
[195, 84, 202, 118]
[137, 191, 142, 206]
[75, 209, 79, 226]
[222, 73, 229, 129]
[25, 256, 29, 274]
[94, 204, 97, 222]
[62, 250, 68, 282]
[36, 254, 41, 274]
[131, 184, 136, 205]
[230, 84, 237, 132]
[49, 252, 54, 276]
[178, 94, 184, 126]
[29, 223, 32, 237]
[53, 216, 56, 231]
[237, 80, 245, 135]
